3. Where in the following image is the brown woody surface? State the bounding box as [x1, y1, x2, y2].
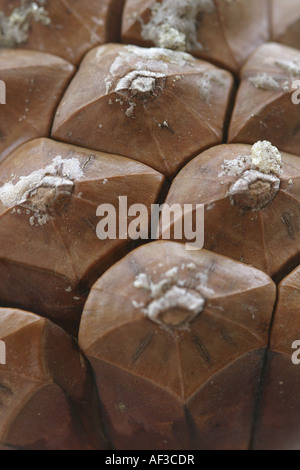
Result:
[0, 49, 75, 164]
[162, 143, 300, 280]
[52, 43, 234, 178]
[79, 241, 276, 450]
[0, 307, 107, 450]
[0, 0, 125, 64]
[228, 43, 300, 157]
[0, 138, 164, 335]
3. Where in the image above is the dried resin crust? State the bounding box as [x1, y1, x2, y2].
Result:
[228, 43, 300, 157]
[0, 48, 75, 164]
[52, 44, 234, 178]
[251, 266, 300, 450]
[0, 308, 107, 450]
[79, 241, 276, 450]
[0, 138, 164, 335]
[0, 0, 125, 64]
[121, 0, 269, 74]
[162, 141, 300, 280]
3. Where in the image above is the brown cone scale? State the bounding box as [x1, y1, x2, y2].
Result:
[271, 0, 300, 50]
[251, 267, 300, 450]
[79, 241, 276, 450]
[51, 43, 234, 178]
[0, 307, 107, 450]
[0, 0, 125, 65]
[0, 49, 75, 164]
[0, 138, 164, 335]
[162, 143, 300, 281]
[228, 43, 300, 157]
[121, 0, 269, 74]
